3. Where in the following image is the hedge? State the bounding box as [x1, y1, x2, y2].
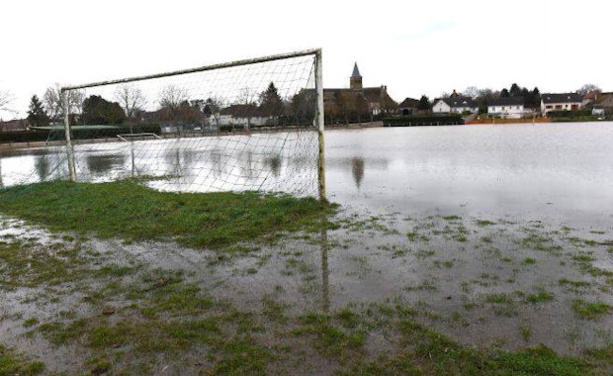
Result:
[547, 110, 592, 118]
[0, 124, 162, 144]
[383, 114, 464, 127]
[0, 131, 50, 144]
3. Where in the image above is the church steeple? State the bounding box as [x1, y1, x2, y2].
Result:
[350, 62, 363, 90]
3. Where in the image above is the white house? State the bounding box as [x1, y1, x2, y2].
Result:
[213, 105, 270, 128]
[540, 93, 583, 116]
[432, 98, 451, 113]
[432, 97, 478, 114]
[488, 97, 525, 119]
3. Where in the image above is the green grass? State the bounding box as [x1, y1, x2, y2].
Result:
[559, 278, 591, 288]
[292, 312, 366, 359]
[571, 300, 613, 320]
[525, 289, 554, 304]
[522, 257, 537, 265]
[0, 345, 44, 375]
[475, 219, 496, 227]
[442, 215, 462, 221]
[486, 293, 511, 304]
[0, 180, 336, 249]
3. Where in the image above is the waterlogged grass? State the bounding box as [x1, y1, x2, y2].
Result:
[0, 237, 611, 374]
[572, 300, 613, 320]
[0, 180, 336, 249]
[30, 287, 610, 375]
[0, 345, 44, 375]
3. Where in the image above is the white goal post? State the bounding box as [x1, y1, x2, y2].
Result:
[55, 49, 325, 200]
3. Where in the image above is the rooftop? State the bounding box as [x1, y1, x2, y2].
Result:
[541, 93, 583, 104]
[488, 97, 525, 106]
[351, 63, 361, 78]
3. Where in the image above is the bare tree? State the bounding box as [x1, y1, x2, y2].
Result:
[159, 85, 188, 111]
[43, 84, 85, 122]
[0, 89, 14, 112]
[576, 84, 601, 95]
[114, 85, 146, 119]
[237, 87, 257, 131]
[462, 86, 479, 99]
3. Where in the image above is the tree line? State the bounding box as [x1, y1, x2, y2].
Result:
[24, 82, 311, 128]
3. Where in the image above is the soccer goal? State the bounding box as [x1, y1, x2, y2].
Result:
[52, 49, 325, 200]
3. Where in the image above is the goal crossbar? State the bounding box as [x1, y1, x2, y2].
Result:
[61, 48, 321, 92]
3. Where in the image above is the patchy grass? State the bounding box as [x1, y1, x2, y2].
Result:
[442, 215, 462, 221]
[292, 312, 366, 359]
[0, 345, 44, 375]
[0, 180, 336, 249]
[522, 257, 537, 265]
[486, 293, 511, 304]
[525, 289, 555, 304]
[572, 300, 613, 320]
[340, 337, 590, 376]
[559, 278, 591, 289]
[0, 240, 87, 289]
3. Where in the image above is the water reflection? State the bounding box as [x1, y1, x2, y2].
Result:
[85, 155, 127, 175]
[34, 155, 51, 181]
[351, 157, 364, 189]
[266, 154, 282, 178]
[320, 227, 330, 313]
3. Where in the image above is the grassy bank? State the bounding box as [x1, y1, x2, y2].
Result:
[0, 180, 335, 249]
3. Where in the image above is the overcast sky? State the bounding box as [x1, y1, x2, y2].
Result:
[1, 0, 610, 119]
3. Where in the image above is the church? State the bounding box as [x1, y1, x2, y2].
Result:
[324, 63, 397, 121]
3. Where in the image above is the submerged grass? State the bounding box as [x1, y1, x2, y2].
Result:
[0, 180, 336, 249]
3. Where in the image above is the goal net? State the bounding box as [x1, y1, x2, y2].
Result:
[2, 50, 324, 199]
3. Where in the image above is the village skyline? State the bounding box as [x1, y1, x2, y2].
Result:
[2, 0, 612, 120]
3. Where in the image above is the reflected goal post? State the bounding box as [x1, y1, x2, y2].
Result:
[54, 49, 325, 200]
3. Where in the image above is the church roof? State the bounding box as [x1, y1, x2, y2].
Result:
[351, 63, 361, 77]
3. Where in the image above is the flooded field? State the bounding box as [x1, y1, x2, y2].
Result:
[1, 122, 612, 374]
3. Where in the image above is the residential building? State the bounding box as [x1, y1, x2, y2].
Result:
[595, 92, 613, 113]
[541, 93, 583, 115]
[432, 97, 478, 114]
[215, 104, 269, 127]
[582, 91, 599, 107]
[398, 97, 419, 115]
[0, 119, 28, 132]
[488, 97, 525, 118]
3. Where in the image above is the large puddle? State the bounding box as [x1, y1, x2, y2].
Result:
[1, 123, 612, 373]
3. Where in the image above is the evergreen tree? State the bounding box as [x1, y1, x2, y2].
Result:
[259, 82, 284, 118]
[26, 95, 50, 127]
[510, 83, 522, 97]
[500, 89, 510, 98]
[81, 95, 126, 125]
[530, 87, 541, 108]
[417, 95, 431, 111]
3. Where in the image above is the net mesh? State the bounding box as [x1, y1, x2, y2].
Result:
[0, 52, 320, 197]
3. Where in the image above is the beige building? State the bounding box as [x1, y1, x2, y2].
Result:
[324, 63, 396, 119]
